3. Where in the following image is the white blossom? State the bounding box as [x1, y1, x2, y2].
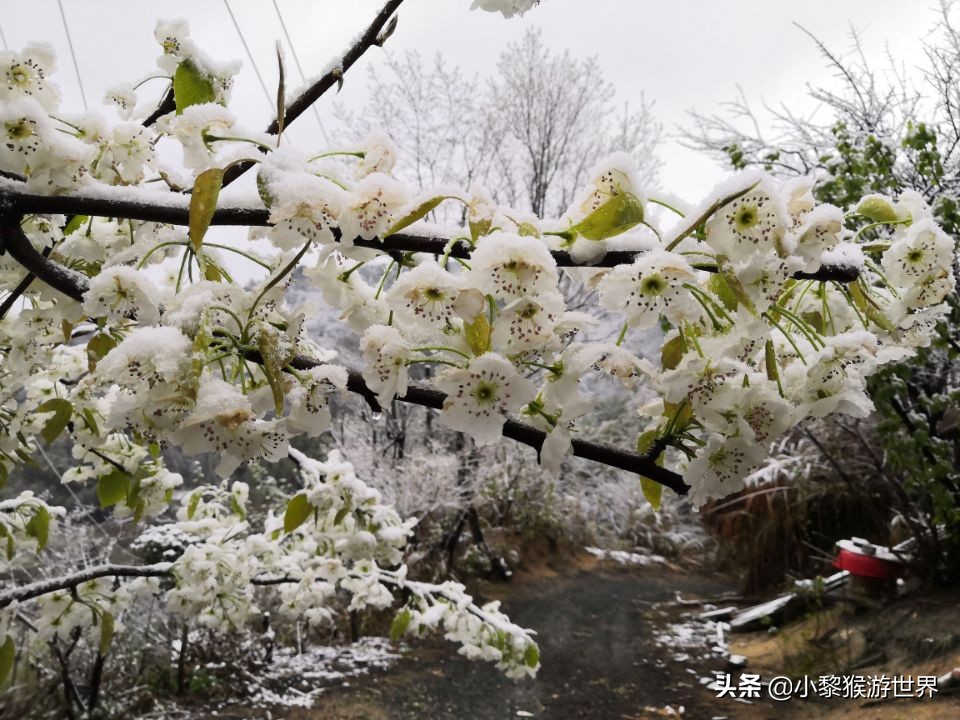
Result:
[83, 266, 165, 325]
[598, 249, 703, 329]
[435, 353, 536, 444]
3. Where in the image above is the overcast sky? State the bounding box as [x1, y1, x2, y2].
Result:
[0, 0, 945, 201]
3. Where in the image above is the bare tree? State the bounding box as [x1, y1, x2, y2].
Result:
[487, 29, 660, 217]
[338, 29, 661, 218]
[336, 52, 499, 198]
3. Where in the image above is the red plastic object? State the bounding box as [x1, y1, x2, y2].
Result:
[833, 549, 904, 579]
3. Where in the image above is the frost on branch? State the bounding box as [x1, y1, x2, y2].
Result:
[0, 5, 957, 691]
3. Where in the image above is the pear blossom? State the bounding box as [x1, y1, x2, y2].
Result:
[356, 131, 398, 177]
[287, 365, 348, 437]
[491, 292, 565, 354]
[158, 102, 241, 171]
[338, 172, 411, 243]
[385, 261, 464, 336]
[172, 376, 289, 476]
[786, 203, 844, 270]
[467, 232, 559, 300]
[704, 177, 788, 258]
[435, 353, 536, 443]
[0, 98, 52, 176]
[0, 43, 60, 110]
[881, 219, 954, 287]
[83, 265, 165, 325]
[598, 249, 703, 329]
[95, 121, 156, 184]
[104, 84, 137, 119]
[684, 434, 766, 510]
[265, 171, 346, 249]
[97, 326, 192, 389]
[361, 325, 411, 407]
[470, 0, 542, 18]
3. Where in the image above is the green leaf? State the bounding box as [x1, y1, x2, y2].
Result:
[25, 506, 50, 551]
[864, 304, 895, 332]
[707, 272, 739, 312]
[384, 196, 456, 237]
[35, 398, 73, 445]
[173, 60, 217, 114]
[660, 334, 685, 371]
[230, 494, 247, 521]
[464, 313, 492, 356]
[572, 190, 644, 241]
[469, 217, 492, 244]
[189, 167, 224, 253]
[636, 430, 665, 511]
[0, 636, 14, 685]
[333, 506, 350, 527]
[86, 333, 117, 372]
[717, 264, 757, 317]
[81, 407, 100, 436]
[275, 43, 286, 140]
[99, 612, 115, 656]
[97, 470, 130, 509]
[0, 463, 7, 490]
[517, 222, 540, 238]
[203, 259, 223, 282]
[855, 196, 899, 224]
[523, 642, 540, 669]
[639, 477, 663, 511]
[635, 428, 659, 455]
[187, 491, 201, 520]
[390, 608, 412, 642]
[284, 494, 312, 534]
[764, 339, 780, 385]
[62, 214, 88, 236]
[847, 281, 868, 312]
[257, 330, 288, 417]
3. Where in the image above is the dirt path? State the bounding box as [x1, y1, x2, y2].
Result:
[292, 566, 736, 720]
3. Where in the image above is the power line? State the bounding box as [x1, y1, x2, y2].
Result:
[56, 0, 87, 110]
[222, 0, 276, 116]
[271, 0, 330, 143]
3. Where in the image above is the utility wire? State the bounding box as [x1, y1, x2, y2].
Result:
[222, 0, 277, 117]
[271, 0, 330, 143]
[56, 0, 87, 110]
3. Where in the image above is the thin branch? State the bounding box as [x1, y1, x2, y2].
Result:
[142, 87, 175, 127]
[0, 189, 860, 278]
[0, 564, 173, 609]
[220, 0, 405, 188]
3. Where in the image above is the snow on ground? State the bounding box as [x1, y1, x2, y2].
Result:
[585, 545, 669, 567]
[245, 637, 402, 709]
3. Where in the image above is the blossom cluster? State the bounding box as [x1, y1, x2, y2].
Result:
[0, 4, 955, 686]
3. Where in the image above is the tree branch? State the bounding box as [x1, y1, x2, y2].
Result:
[142, 87, 176, 127]
[0, 214, 91, 299]
[0, 563, 173, 609]
[220, 0, 405, 188]
[0, 213, 690, 492]
[0, 188, 860, 279]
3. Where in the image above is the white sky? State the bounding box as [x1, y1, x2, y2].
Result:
[0, 0, 944, 201]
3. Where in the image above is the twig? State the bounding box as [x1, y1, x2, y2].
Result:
[220, 0, 405, 188]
